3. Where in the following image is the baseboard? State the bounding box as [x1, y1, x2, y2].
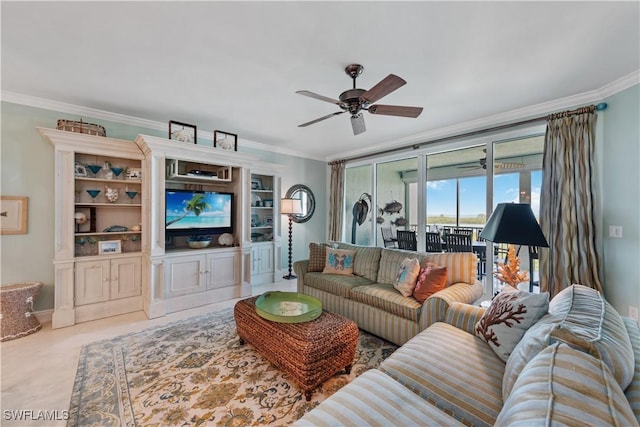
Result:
[34, 309, 53, 325]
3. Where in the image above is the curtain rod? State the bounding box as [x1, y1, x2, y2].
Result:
[328, 102, 608, 165]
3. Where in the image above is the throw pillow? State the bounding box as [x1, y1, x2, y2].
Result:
[308, 242, 328, 272]
[413, 264, 448, 303]
[393, 257, 421, 297]
[475, 289, 550, 362]
[322, 248, 355, 276]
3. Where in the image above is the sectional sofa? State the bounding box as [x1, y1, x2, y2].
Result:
[294, 284, 640, 426]
[293, 242, 484, 346]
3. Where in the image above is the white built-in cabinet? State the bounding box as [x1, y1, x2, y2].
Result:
[40, 128, 281, 328]
[39, 128, 145, 328]
[134, 134, 281, 319]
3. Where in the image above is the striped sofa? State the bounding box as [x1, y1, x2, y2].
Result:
[295, 284, 640, 426]
[294, 243, 484, 346]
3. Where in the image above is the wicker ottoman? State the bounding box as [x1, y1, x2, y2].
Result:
[234, 295, 359, 400]
[1, 282, 43, 341]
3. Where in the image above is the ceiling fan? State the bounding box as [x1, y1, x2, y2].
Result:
[296, 64, 423, 135]
[458, 157, 526, 171]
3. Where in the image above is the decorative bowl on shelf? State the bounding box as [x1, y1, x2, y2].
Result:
[86, 164, 102, 177]
[187, 236, 212, 249]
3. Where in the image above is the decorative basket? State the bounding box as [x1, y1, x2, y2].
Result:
[57, 119, 106, 137]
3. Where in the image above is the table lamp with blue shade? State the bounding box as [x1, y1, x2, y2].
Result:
[479, 203, 549, 291]
[281, 198, 303, 280]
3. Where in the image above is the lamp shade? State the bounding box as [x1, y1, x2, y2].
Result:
[479, 203, 549, 247]
[281, 198, 303, 215]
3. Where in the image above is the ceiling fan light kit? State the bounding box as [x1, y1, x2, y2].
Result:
[297, 64, 423, 135]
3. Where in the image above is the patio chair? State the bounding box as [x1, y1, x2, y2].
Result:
[454, 227, 473, 236]
[425, 232, 443, 252]
[380, 227, 397, 248]
[528, 245, 540, 292]
[444, 233, 472, 253]
[396, 230, 417, 251]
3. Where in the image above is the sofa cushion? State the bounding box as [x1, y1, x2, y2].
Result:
[413, 263, 448, 303]
[378, 248, 428, 285]
[393, 257, 420, 297]
[496, 342, 638, 426]
[475, 288, 549, 362]
[336, 243, 382, 281]
[323, 248, 355, 275]
[307, 242, 328, 272]
[303, 272, 375, 298]
[503, 284, 635, 399]
[425, 252, 478, 286]
[380, 322, 505, 427]
[292, 369, 466, 427]
[350, 283, 422, 322]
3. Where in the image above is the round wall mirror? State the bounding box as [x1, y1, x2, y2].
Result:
[285, 184, 315, 223]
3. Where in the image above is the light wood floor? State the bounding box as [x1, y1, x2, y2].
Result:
[0, 280, 296, 426]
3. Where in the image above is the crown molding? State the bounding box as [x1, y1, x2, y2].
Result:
[0, 91, 318, 161]
[3, 69, 638, 164]
[596, 69, 640, 99]
[328, 69, 640, 163]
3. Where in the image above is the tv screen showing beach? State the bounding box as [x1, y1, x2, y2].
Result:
[166, 191, 232, 230]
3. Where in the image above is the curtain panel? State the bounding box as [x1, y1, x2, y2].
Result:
[328, 161, 345, 241]
[540, 107, 602, 297]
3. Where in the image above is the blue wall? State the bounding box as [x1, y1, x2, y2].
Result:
[601, 84, 640, 316]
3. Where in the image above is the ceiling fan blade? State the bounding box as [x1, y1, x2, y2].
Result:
[351, 113, 366, 135]
[296, 90, 341, 105]
[360, 74, 406, 104]
[368, 104, 423, 118]
[298, 111, 345, 127]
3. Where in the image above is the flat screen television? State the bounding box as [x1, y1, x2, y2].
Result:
[165, 189, 234, 237]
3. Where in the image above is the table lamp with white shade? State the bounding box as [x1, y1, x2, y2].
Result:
[281, 198, 303, 279]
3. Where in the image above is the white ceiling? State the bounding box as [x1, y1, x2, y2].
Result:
[2, 2, 638, 161]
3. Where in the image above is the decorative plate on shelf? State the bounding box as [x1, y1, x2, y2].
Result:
[218, 233, 234, 246]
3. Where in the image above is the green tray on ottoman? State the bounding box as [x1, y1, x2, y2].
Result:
[255, 291, 322, 323]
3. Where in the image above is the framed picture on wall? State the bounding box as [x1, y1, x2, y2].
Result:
[169, 120, 197, 144]
[214, 130, 238, 151]
[0, 196, 28, 234]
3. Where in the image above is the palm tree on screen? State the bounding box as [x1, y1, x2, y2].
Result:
[166, 194, 211, 227]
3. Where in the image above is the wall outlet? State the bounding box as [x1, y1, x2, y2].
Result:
[629, 305, 639, 321]
[609, 225, 623, 238]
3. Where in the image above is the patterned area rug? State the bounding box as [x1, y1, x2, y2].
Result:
[68, 308, 397, 426]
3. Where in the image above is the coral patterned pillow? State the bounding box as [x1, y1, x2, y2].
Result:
[475, 288, 549, 362]
[393, 258, 421, 297]
[413, 264, 448, 303]
[322, 248, 355, 276]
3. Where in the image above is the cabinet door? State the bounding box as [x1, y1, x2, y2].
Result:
[208, 252, 240, 289]
[250, 246, 261, 276]
[111, 256, 141, 300]
[165, 255, 206, 297]
[75, 259, 110, 306]
[258, 245, 274, 274]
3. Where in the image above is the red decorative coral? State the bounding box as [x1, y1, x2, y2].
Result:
[494, 245, 529, 289]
